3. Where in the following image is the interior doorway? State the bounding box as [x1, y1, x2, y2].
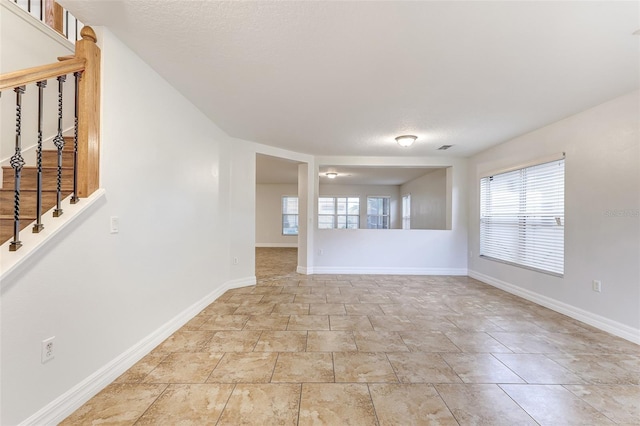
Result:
[255, 153, 304, 276]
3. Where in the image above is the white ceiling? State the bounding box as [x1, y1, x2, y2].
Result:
[256, 153, 440, 185]
[63, 1, 639, 158]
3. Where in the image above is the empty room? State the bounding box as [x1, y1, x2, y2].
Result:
[1, 0, 638, 424]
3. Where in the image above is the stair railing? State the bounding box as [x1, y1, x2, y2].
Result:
[0, 26, 100, 251]
[13, 0, 83, 43]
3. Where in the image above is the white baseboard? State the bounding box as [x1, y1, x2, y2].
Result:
[255, 243, 298, 248]
[306, 266, 468, 276]
[297, 265, 311, 275]
[469, 269, 640, 345]
[20, 276, 256, 426]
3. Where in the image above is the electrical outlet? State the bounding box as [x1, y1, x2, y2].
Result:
[41, 336, 55, 363]
[110, 216, 119, 234]
[592, 280, 602, 293]
[233, 257, 239, 265]
[318, 249, 324, 255]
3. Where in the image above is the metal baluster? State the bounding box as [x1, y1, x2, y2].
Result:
[27, 0, 31, 13]
[65, 10, 69, 39]
[53, 75, 66, 217]
[40, 0, 43, 20]
[33, 80, 47, 232]
[70, 71, 81, 204]
[9, 86, 26, 251]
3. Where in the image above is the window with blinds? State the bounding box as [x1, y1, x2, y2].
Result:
[367, 196, 391, 229]
[480, 157, 565, 276]
[282, 196, 299, 235]
[318, 197, 360, 229]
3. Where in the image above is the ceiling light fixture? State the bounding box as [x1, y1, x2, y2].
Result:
[325, 172, 338, 179]
[395, 135, 417, 148]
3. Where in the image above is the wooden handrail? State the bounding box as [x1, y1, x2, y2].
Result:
[0, 58, 84, 91]
[1, 25, 100, 198]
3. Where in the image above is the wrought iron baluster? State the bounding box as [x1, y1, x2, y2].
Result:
[65, 10, 69, 39]
[33, 80, 47, 232]
[70, 71, 82, 204]
[9, 86, 26, 251]
[53, 74, 66, 217]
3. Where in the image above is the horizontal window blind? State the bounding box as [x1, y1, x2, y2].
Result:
[282, 196, 299, 235]
[318, 197, 360, 229]
[480, 158, 565, 276]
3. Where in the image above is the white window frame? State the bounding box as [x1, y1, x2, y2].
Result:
[367, 196, 391, 229]
[402, 194, 411, 230]
[480, 155, 565, 276]
[282, 196, 299, 236]
[318, 196, 360, 229]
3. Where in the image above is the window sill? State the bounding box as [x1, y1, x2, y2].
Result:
[1, 188, 106, 286]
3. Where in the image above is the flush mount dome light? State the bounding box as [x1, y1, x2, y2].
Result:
[395, 135, 417, 147]
[325, 172, 338, 179]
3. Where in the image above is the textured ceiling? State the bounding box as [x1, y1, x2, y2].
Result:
[62, 0, 640, 158]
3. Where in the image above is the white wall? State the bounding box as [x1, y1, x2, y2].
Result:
[0, 27, 253, 425]
[320, 183, 402, 229]
[468, 91, 640, 342]
[256, 183, 298, 247]
[0, 0, 75, 166]
[313, 156, 468, 275]
[400, 168, 448, 230]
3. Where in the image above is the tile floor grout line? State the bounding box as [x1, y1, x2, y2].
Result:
[214, 383, 238, 426]
[131, 382, 170, 425]
[431, 383, 462, 426]
[496, 383, 543, 425]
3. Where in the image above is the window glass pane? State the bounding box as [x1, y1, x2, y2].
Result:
[346, 216, 359, 229]
[367, 197, 378, 214]
[402, 195, 411, 230]
[282, 196, 299, 235]
[336, 198, 347, 214]
[367, 197, 389, 229]
[318, 215, 335, 229]
[348, 198, 360, 214]
[282, 215, 299, 235]
[318, 198, 335, 214]
[282, 196, 298, 214]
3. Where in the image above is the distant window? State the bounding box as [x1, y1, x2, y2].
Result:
[282, 196, 299, 235]
[480, 158, 565, 276]
[402, 194, 411, 229]
[367, 196, 390, 229]
[318, 197, 360, 229]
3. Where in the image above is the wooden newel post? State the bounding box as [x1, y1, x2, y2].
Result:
[74, 26, 101, 198]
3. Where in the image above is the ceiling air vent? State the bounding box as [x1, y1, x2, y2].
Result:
[437, 145, 453, 150]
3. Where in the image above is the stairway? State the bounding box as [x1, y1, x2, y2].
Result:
[0, 137, 74, 246]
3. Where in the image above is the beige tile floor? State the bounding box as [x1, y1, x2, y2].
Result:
[62, 248, 640, 425]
